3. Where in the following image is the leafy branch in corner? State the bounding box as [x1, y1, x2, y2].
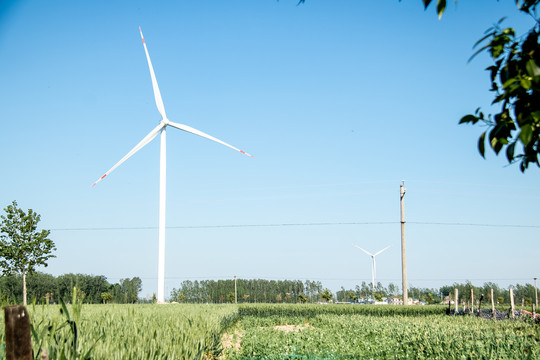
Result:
[458, 1, 540, 172]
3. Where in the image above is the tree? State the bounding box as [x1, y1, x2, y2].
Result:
[320, 288, 333, 303]
[101, 292, 113, 304]
[0, 201, 56, 305]
[120, 277, 142, 303]
[298, 0, 540, 171]
[423, 0, 540, 171]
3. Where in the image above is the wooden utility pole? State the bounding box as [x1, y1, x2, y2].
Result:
[510, 288, 515, 318]
[454, 288, 458, 313]
[234, 275, 237, 304]
[491, 288, 495, 319]
[470, 288, 474, 314]
[400, 181, 408, 305]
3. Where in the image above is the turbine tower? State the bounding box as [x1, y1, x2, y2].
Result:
[93, 28, 253, 303]
[352, 244, 391, 294]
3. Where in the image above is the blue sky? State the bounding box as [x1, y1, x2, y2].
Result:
[1, 0, 538, 299]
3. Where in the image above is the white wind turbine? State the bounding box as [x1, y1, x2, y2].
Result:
[352, 244, 391, 295]
[93, 28, 253, 303]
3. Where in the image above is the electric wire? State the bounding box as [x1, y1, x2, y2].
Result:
[50, 221, 540, 231]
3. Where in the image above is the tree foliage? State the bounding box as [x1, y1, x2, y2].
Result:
[297, 1, 540, 171]
[458, 4, 540, 171]
[0, 201, 56, 304]
[0, 201, 56, 276]
[320, 288, 334, 302]
[0, 272, 143, 304]
[411, 1, 540, 171]
[170, 279, 320, 304]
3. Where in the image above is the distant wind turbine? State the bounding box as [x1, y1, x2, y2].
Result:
[93, 27, 253, 303]
[352, 244, 391, 294]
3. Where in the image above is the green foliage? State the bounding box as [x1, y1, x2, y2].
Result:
[297, 1, 540, 172]
[119, 277, 142, 303]
[0, 273, 144, 305]
[170, 279, 318, 304]
[418, 0, 451, 19]
[0, 201, 56, 276]
[1, 303, 536, 358]
[0, 304, 240, 359]
[233, 305, 540, 359]
[422, 1, 540, 171]
[460, 13, 540, 171]
[238, 303, 447, 318]
[100, 292, 112, 304]
[31, 296, 101, 360]
[320, 289, 333, 303]
[0, 201, 56, 305]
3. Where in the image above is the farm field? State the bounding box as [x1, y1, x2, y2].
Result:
[228, 304, 540, 359]
[1, 303, 538, 359]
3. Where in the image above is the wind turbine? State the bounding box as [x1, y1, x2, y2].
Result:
[352, 244, 391, 295]
[93, 28, 253, 303]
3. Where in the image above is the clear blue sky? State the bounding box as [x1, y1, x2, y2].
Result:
[1, 0, 538, 299]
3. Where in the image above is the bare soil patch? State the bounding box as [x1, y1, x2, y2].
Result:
[273, 323, 312, 333]
[221, 330, 243, 352]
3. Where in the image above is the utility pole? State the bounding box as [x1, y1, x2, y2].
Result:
[234, 275, 237, 304]
[400, 181, 408, 305]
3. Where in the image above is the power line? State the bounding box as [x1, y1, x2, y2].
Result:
[50, 221, 540, 231]
[106, 276, 535, 283]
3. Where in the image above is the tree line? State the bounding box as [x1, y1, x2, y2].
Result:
[171, 278, 538, 305]
[170, 279, 327, 304]
[336, 280, 538, 305]
[0, 272, 143, 305]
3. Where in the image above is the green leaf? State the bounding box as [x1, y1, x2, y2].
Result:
[478, 132, 486, 158]
[468, 44, 491, 63]
[502, 77, 518, 90]
[520, 77, 532, 89]
[490, 135, 503, 154]
[473, 32, 496, 49]
[519, 124, 533, 146]
[437, 0, 446, 19]
[525, 59, 540, 79]
[502, 28, 515, 36]
[506, 142, 516, 162]
[459, 115, 479, 124]
[422, 0, 433, 9]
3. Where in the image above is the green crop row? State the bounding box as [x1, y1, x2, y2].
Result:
[0, 303, 537, 359]
[1, 303, 239, 360]
[238, 303, 447, 318]
[233, 312, 540, 359]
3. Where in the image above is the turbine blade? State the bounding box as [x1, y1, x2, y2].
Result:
[139, 27, 167, 120]
[374, 245, 392, 257]
[352, 244, 374, 257]
[167, 121, 254, 158]
[92, 123, 164, 187]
